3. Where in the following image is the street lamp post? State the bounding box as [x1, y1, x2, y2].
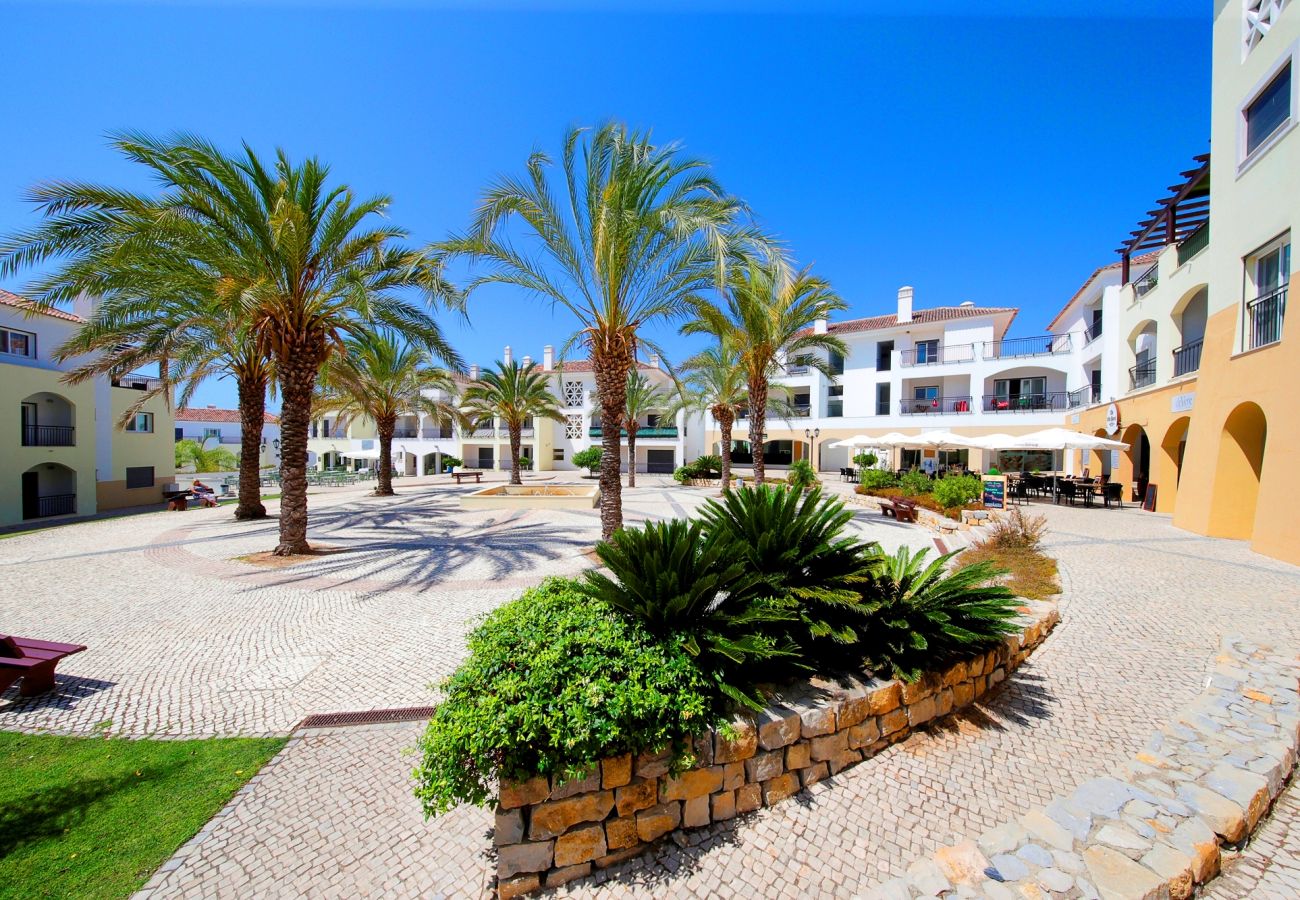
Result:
[804, 427, 821, 472]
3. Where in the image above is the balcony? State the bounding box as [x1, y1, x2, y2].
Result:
[1133, 263, 1159, 299]
[1083, 320, 1103, 344]
[421, 427, 454, 439]
[898, 396, 973, 415]
[899, 344, 975, 367]
[21, 425, 76, 447]
[1177, 221, 1210, 265]
[587, 425, 679, 439]
[1129, 360, 1157, 391]
[981, 393, 1070, 413]
[1247, 286, 1287, 350]
[112, 374, 164, 391]
[784, 363, 810, 376]
[984, 334, 1072, 360]
[1068, 385, 1101, 409]
[1172, 339, 1203, 377]
[35, 494, 77, 518]
[393, 428, 420, 438]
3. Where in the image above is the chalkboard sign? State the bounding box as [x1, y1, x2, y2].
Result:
[1143, 484, 1158, 512]
[982, 475, 1007, 510]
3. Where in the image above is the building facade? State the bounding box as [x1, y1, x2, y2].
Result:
[175, 406, 282, 469]
[1, 290, 175, 527]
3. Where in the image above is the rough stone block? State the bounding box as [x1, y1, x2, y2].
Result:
[634, 747, 673, 779]
[500, 776, 549, 809]
[763, 772, 800, 805]
[785, 741, 812, 770]
[905, 857, 952, 896]
[867, 680, 903, 715]
[554, 823, 606, 868]
[1141, 843, 1195, 900]
[810, 729, 849, 762]
[605, 815, 638, 851]
[549, 766, 600, 801]
[935, 687, 955, 717]
[601, 753, 632, 790]
[721, 761, 745, 791]
[498, 840, 554, 878]
[1175, 783, 1247, 842]
[615, 778, 658, 817]
[795, 701, 837, 738]
[755, 704, 802, 750]
[660, 767, 724, 802]
[594, 844, 648, 869]
[497, 873, 541, 900]
[907, 695, 937, 727]
[934, 839, 990, 885]
[942, 660, 968, 687]
[1082, 845, 1163, 900]
[744, 749, 784, 783]
[837, 689, 872, 729]
[848, 718, 880, 749]
[714, 716, 758, 763]
[495, 808, 525, 846]
[901, 675, 937, 704]
[953, 681, 975, 707]
[828, 747, 862, 775]
[1021, 808, 1075, 851]
[1167, 817, 1220, 882]
[712, 790, 736, 822]
[545, 862, 592, 888]
[635, 802, 681, 842]
[1204, 765, 1270, 829]
[880, 708, 908, 737]
[735, 781, 763, 814]
[529, 792, 615, 841]
[682, 794, 710, 828]
[977, 821, 1028, 857]
[800, 761, 829, 787]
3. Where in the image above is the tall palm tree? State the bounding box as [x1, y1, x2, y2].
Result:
[665, 341, 748, 490]
[437, 122, 751, 539]
[592, 370, 671, 488]
[0, 133, 461, 554]
[460, 360, 566, 485]
[316, 330, 463, 496]
[54, 290, 275, 521]
[685, 253, 848, 485]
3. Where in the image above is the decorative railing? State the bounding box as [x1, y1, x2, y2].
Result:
[1068, 385, 1101, 408]
[1172, 338, 1204, 376]
[983, 334, 1072, 360]
[1247, 286, 1287, 350]
[587, 425, 678, 438]
[1083, 319, 1103, 344]
[1133, 263, 1159, 298]
[981, 393, 1071, 413]
[784, 363, 810, 375]
[111, 374, 164, 391]
[21, 425, 75, 447]
[899, 344, 976, 367]
[898, 395, 973, 415]
[1177, 221, 1210, 265]
[35, 494, 77, 518]
[1129, 359, 1157, 390]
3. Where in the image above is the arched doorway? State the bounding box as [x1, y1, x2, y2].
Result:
[1121, 423, 1150, 503]
[1208, 403, 1267, 539]
[21, 463, 78, 519]
[1161, 417, 1191, 487]
[1091, 429, 1113, 480]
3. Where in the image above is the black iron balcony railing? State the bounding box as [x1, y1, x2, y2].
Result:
[898, 395, 973, 415]
[1129, 360, 1157, 390]
[899, 344, 976, 367]
[982, 393, 1071, 413]
[35, 493, 77, 518]
[1084, 320, 1103, 344]
[984, 334, 1072, 360]
[784, 363, 810, 375]
[1247, 286, 1287, 350]
[111, 374, 163, 391]
[1133, 263, 1159, 298]
[1172, 338, 1204, 376]
[1068, 385, 1102, 408]
[587, 425, 679, 438]
[21, 425, 75, 447]
[1177, 221, 1210, 265]
[392, 428, 420, 438]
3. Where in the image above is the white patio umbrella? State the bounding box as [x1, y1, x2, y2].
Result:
[913, 430, 990, 450]
[827, 435, 877, 449]
[342, 448, 382, 460]
[1000, 428, 1129, 499]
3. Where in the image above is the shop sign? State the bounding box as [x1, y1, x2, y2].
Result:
[1105, 403, 1120, 436]
[1171, 393, 1195, 413]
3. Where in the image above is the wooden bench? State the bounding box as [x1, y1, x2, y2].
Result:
[878, 498, 919, 523]
[451, 471, 483, 485]
[1, 634, 87, 697]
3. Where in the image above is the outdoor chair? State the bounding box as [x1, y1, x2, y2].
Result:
[1103, 481, 1124, 509]
[1056, 481, 1077, 506]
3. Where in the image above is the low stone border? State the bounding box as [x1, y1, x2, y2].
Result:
[492, 598, 1061, 898]
[868, 636, 1300, 899]
[849, 490, 998, 536]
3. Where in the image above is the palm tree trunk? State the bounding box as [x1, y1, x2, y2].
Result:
[235, 374, 268, 520]
[718, 413, 733, 491]
[509, 423, 522, 485]
[273, 340, 324, 556]
[750, 377, 768, 486]
[376, 415, 396, 496]
[593, 352, 628, 540]
[626, 424, 638, 488]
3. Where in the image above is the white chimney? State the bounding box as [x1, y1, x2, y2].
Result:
[503, 345, 512, 364]
[897, 286, 914, 324]
[543, 345, 555, 371]
[650, 354, 661, 370]
[522, 355, 532, 367]
[470, 364, 481, 380]
[814, 318, 828, 335]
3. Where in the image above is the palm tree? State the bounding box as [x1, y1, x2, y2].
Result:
[460, 360, 566, 485]
[685, 254, 848, 485]
[316, 330, 463, 496]
[0, 133, 461, 554]
[665, 341, 748, 490]
[437, 122, 751, 539]
[592, 370, 670, 488]
[54, 290, 275, 521]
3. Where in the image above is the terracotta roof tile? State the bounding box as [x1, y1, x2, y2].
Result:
[176, 406, 280, 425]
[798, 305, 1018, 338]
[1045, 251, 1160, 332]
[0, 288, 85, 323]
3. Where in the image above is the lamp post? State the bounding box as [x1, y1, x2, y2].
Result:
[804, 427, 820, 472]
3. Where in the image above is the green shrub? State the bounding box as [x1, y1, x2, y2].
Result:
[899, 468, 933, 496]
[857, 547, 1021, 682]
[859, 468, 897, 491]
[690, 455, 722, 476]
[572, 447, 602, 473]
[786, 459, 818, 490]
[931, 474, 982, 510]
[414, 578, 721, 815]
[986, 466, 1000, 476]
[853, 451, 879, 468]
[579, 519, 795, 708]
[672, 465, 692, 484]
[441, 455, 463, 470]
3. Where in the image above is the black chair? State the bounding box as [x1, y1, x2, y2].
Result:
[1103, 481, 1124, 509]
[1056, 481, 1077, 506]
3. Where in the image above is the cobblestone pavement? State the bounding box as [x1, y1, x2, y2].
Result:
[1203, 774, 1300, 898]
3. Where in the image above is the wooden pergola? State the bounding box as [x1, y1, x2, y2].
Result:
[1116, 152, 1211, 284]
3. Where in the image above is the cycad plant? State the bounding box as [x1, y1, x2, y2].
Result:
[316, 330, 463, 496]
[438, 122, 752, 538]
[579, 519, 796, 708]
[857, 547, 1021, 682]
[665, 341, 748, 490]
[461, 360, 566, 485]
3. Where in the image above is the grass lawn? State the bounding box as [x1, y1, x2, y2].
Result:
[0, 730, 285, 900]
[959, 542, 1061, 600]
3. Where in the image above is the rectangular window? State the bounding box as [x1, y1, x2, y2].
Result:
[913, 385, 939, 400]
[1246, 62, 1292, 155]
[552, 448, 564, 462]
[875, 383, 891, 415]
[0, 326, 35, 358]
[876, 341, 893, 371]
[203, 427, 221, 441]
[1246, 237, 1291, 349]
[125, 413, 154, 433]
[125, 466, 155, 489]
[915, 340, 940, 364]
[829, 351, 845, 376]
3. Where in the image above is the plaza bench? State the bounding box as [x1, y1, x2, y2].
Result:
[0, 634, 87, 697]
[879, 498, 919, 523]
[451, 471, 483, 485]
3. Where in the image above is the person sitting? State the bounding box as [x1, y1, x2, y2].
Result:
[191, 479, 219, 508]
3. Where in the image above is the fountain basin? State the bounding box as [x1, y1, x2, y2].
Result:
[460, 483, 601, 510]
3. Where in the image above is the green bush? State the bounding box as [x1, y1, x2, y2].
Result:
[785, 459, 818, 490]
[859, 468, 897, 491]
[856, 547, 1021, 682]
[441, 455, 463, 470]
[853, 451, 879, 468]
[986, 466, 1000, 476]
[690, 455, 722, 476]
[899, 468, 933, 496]
[414, 578, 722, 815]
[931, 474, 982, 510]
[672, 465, 692, 484]
[572, 446, 602, 473]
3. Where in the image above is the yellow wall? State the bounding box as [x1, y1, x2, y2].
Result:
[100, 386, 176, 511]
[3, 364, 98, 526]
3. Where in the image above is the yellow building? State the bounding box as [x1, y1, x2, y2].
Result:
[1059, 0, 1296, 564]
[1, 290, 175, 527]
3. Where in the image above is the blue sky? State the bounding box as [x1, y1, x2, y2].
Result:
[1, 1, 1210, 411]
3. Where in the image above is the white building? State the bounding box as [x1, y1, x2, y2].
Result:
[174, 406, 282, 468]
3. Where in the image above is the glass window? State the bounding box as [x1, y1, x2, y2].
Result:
[1246, 63, 1291, 155]
[829, 351, 845, 375]
[0, 327, 35, 358]
[875, 383, 890, 415]
[203, 427, 221, 441]
[125, 466, 155, 488]
[915, 340, 939, 364]
[552, 448, 564, 461]
[914, 385, 939, 400]
[876, 341, 893, 371]
[125, 413, 154, 433]
[1255, 241, 1292, 294]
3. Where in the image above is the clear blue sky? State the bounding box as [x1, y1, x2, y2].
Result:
[1, 1, 1210, 412]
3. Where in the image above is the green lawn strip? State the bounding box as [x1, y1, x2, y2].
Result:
[0, 731, 286, 900]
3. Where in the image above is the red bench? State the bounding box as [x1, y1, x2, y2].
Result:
[451, 471, 483, 484]
[0, 634, 87, 697]
[879, 498, 920, 523]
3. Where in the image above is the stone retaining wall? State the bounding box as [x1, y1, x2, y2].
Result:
[492, 599, 1061, 898]
[869, 636, 1300, 899]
